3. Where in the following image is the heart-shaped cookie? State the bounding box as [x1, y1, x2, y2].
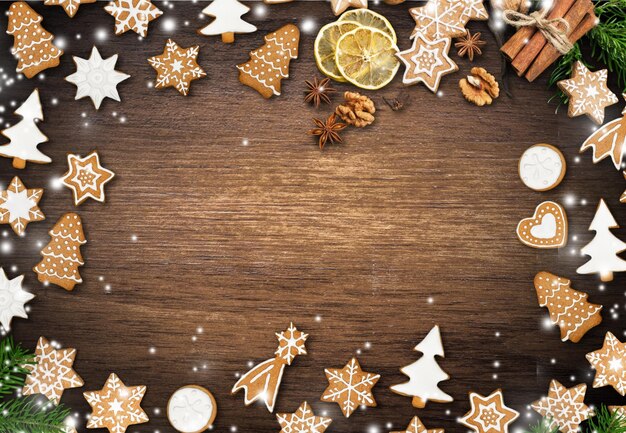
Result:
[517, 201, 567, 248]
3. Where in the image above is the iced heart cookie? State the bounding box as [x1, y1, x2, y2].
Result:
[519, 144, 566, 191]
[517, 201, 567, 248]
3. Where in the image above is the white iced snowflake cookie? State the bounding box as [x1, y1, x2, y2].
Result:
[519, 144, 566, 191]
[167, 385, 217, 433]
[0, 268, 34, 332]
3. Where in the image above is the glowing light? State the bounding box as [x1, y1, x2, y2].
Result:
[300, 18, 317, 34]
[254, 4, 267, 17]
[162, 18, 176, 32]
[95, 28, 108, 41]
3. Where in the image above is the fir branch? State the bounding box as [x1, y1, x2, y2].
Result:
[523, 418, 560, 433]
[0, 336, 35, 397]
[588, 405, 626, 433]
[0, 397, 70, 433]
[588, 0, 626, 91]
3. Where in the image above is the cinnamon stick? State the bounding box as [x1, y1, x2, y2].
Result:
[509, 0, 577, 75]
[525, 7, 596, 81]
[500, 0, 575, 61]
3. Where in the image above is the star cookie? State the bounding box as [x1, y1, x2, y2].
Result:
[320, 357, 380, 418]
[277, 401, 332, 433]
[44, 0, 95, 18]
[66, 47, 130, 110]
[459, 389, 519, 433]
[330, 0, 367, 15]
[0, 176, 45, 236]
[84, 373, 148, 433]
[557, 61, 618, 125]
[104, 0, 163, 37]
[23, 336, 84, 404]
[586, 332, 626, 395]
[148, 39, 207, 96]
[531, 380, 591, 433]
[392, 416, 444, 433]
[410, 0, 468, 39]
[0, 268, 34, 332]
[397, 32, 458, 92]
[61, 151, 115, 206]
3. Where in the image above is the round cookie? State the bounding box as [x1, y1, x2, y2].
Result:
[519, 144, 566, 191]
[167, 385, 217, 433]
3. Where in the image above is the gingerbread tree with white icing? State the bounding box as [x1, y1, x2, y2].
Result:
[34, 213, 86, 291]
[198, 0, 256, 43]
[534, 272, 602, 343]
[7, 2, 64, 79]
[237, 24, 300, 98]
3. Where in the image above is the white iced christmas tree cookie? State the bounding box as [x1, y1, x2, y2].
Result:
[390, 325, 452, 408]
[198, 0, 256, 43]
[0, 89, 50, 169]
[577, 198, 626, 282]
[66, 47, 130, 110]
[0, 268, 34, 332]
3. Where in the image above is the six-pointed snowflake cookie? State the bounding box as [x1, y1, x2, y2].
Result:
[459, 389, 519, 433]
[23, 336, 84, 404]
[148, 39, 207, 96]
[44, 0, 95, 18]
[0, 268, 34, 332]
[531, 380, 591, 433]
[0, 176, 45, 236]
[66, 46, 130, 110]
[84, 373, 149, 433]
[104, 0, 163, 37]
[587, 331, 626, 395]
[276, 401, 332, 433]
[392, 416, 444, 433]
[61, 151, 115, 206]
[320, 357, 380, 418]
[557, 61, 618, 125]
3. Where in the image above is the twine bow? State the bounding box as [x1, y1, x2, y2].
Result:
[503, 8, 573, 54]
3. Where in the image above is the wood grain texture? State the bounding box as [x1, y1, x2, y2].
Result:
[1, 2, 626, 432]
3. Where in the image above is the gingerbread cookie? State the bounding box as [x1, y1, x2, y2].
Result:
[531, 380, 591, 433]
[557, 61, 618, 125]
[237, 24, 300, 98]
[0, 268, 34, 332]
[197, 0, 257, 43]
[168, 385, 217, 433]
[580, 94, 626, 171]
[330, 0, 367, 15]
[321, 357, 380, 418]
[61, 151, 115, 206]
[586, 332, 626, 395]
[519, 144, 566, 191]
[516, 201, 567, 248]
[276, 402, 332, 433]
[84, 373, 148, 433]
[104, 0, 163, 37]
[459, 389, 519, 433]
[0, 177, 45, 236]
[7, 2, 64, 78]
[392, 416, 444, 433]
[534, 272, 602, 343]
[34, 213, 86, 291]
[44, 0, 96, 18]
[232, 323, 307, 412]
[148, 39, 206, 96]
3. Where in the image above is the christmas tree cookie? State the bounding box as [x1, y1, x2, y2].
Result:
[0, 89, 50, 169]
[534, 272, 602, 343]
[237, 24, 300, 98]
[7, 2, 64, 78]
[198, 0, 257, 43]
[34, 213, 86, 291]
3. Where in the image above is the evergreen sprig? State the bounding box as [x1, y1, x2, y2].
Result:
[0, 396, 70, 433]
[524, 406, 626, 433]
[0, 336, 35, 397]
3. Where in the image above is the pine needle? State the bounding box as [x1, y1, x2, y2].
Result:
[524, 418, 560, 433]
[0, 336, 35, 397]
[0, 397, 70, 433]
[588, 405, 626, 433]
[588, 0, 626, 91]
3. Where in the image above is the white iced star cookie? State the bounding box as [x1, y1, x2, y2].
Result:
[0, 268, 34, 332]
[66, 46, 130, 110]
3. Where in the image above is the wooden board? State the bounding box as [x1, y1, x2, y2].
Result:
[1, 2, 625, 432]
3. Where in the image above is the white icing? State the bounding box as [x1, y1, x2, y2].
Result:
[168, 386, 216, 433]
[0, 268, 34, 332]
[530, 213, 557, 239]
[519, 144, 565, 191]
[198, 0, 256, 36]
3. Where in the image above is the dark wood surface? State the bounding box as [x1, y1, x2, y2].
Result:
[2, 1, 626, 432]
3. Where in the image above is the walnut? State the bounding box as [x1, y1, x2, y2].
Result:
[459, 67, 500, 106]
[335, 91, 376, 128]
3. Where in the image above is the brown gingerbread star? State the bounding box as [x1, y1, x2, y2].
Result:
[392, 416, 444, 433]
[61, 151, 115, 206]
[459, 389, 519, 433]
[148, 39, 206, 96]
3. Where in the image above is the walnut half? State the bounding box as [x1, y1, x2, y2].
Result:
[459, 67, 500, 106]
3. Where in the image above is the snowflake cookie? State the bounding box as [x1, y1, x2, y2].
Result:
[0, 176, 45, 236]
[148, 39, 206, 96]
[104, 0, 163, 37]
[587, 332, 626, 395]
[531, 380, 591, 433]
[459, 389, 519, 433]
[0, 268, 34, 332]
[84, 373, 148, 433]
[61, 151, 115, 205]
[557, 61, 618, 125]
[23, 336, 84, 404]
[276, 401, 332, 433]
[66, 47, 130, 110]
[392, 416, 444, 433]
[44, 0, 96, 18]
[320, 357, 380, 418]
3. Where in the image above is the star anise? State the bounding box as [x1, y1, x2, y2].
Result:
[455, 30, 486, 62]
[309, 114, 346, 149]
[304, 77, 336, 108]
